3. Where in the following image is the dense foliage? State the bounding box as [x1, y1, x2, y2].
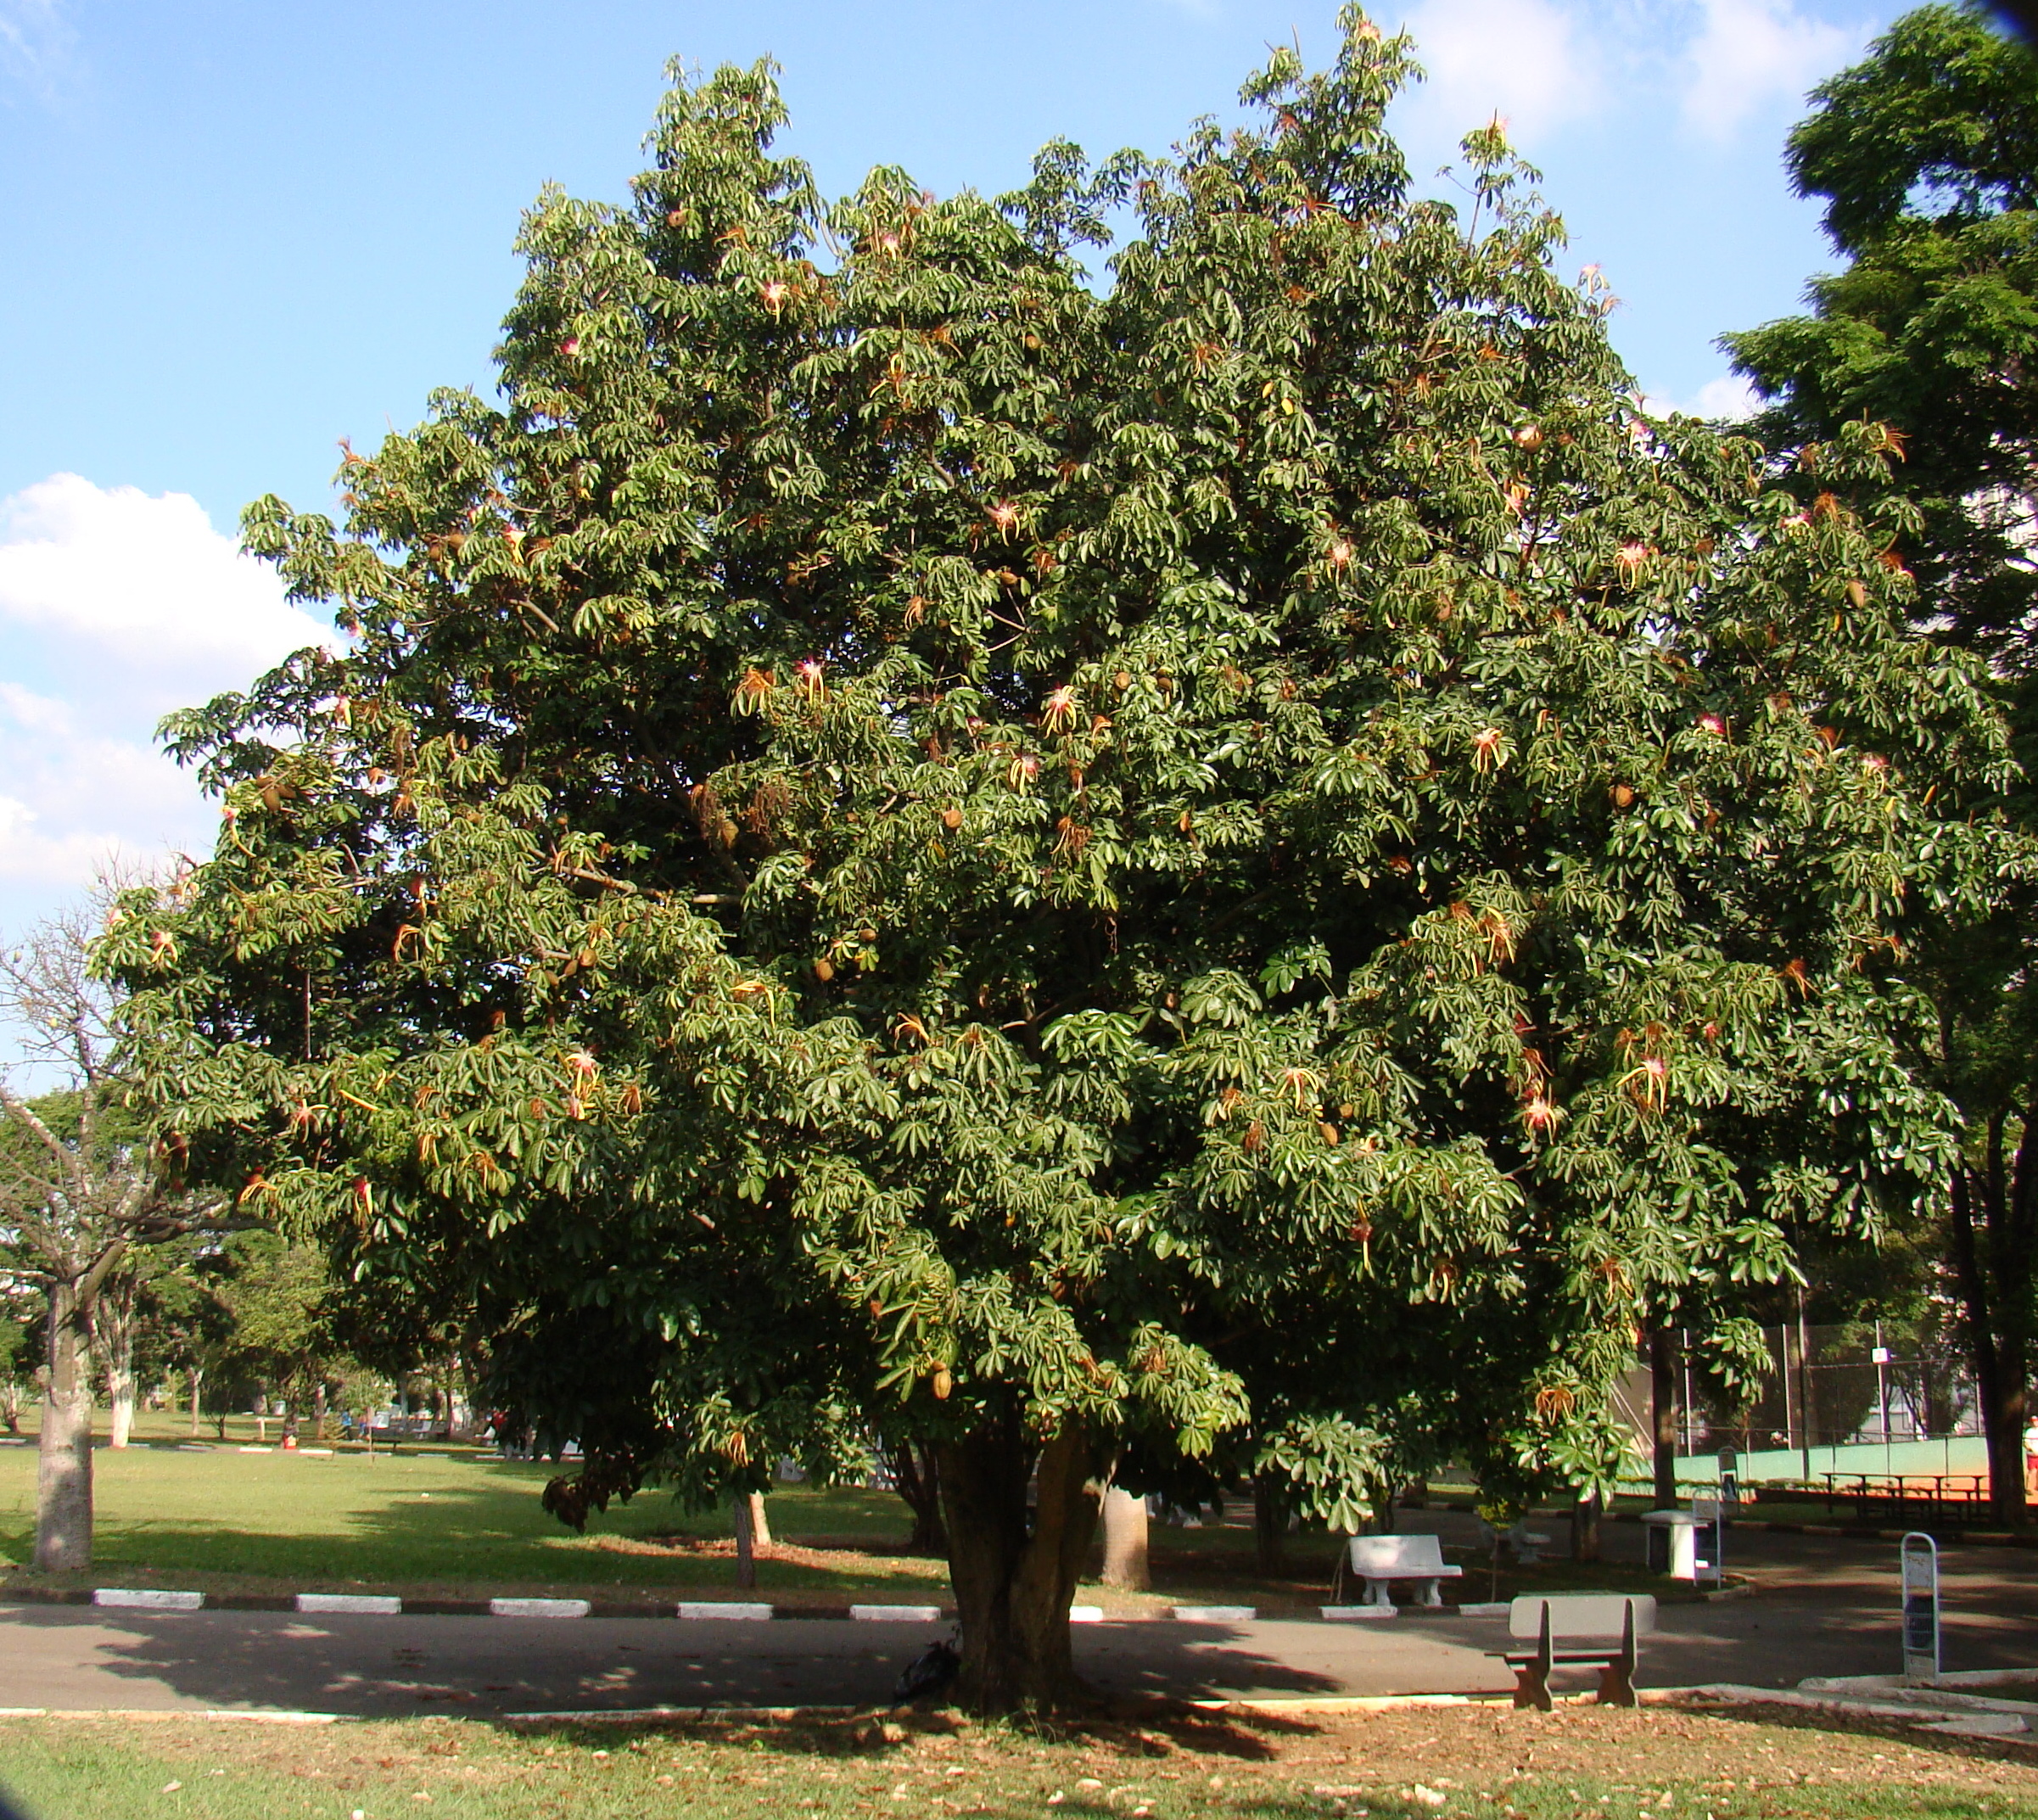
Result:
[1725, 1, 2037, 663]
[1725, 3, 2038, 1521]
[114, 11, 2011, 1700]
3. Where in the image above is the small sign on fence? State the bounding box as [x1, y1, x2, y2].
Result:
[1716, 1446, 1739, 1506]
[1901, 1531, 1940, 1682]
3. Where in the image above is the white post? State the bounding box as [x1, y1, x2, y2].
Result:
[1901, 1532, 1939, 1683]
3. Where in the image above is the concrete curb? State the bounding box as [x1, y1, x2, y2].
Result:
[0, 1589, 1669, 1626]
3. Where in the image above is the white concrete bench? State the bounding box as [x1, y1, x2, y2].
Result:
[1495, 1593, 1656, 1710]
[1347, 1533, 1465, 1607]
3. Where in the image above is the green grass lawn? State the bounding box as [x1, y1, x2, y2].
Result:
[0, 1700, 2029, 1820]
[0, 1417, 947, 1606]
[0, 1413, 1697, 1611]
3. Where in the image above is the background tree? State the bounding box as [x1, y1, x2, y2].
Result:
[1724, 3, 2038, 1520]
[215, 1235, 370, 1438]
[0, 903, 232, 1568]
[0, 1298, 31, 1435]
[123, 11, 2008, 1705]
[136, 1238, 243, 1436]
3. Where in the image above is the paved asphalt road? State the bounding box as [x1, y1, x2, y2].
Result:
[1, 1524, 2031, 1716]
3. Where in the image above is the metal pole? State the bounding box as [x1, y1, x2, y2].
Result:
[1682, 1327, 1695, 1458]
[1796, 1289, 1817, 1483]
[1779, 1322, 1794, 1458]
[1877, 1319, 1892, 1476]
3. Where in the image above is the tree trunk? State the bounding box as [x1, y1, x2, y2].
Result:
[1650, 1327, 1681, 1508]
[3, 1376, 20, 1434]
[1252, 1471, 1288, 1573]
[938, 1411, 1108, 1712]
[36, 1278, 94, 1572]
[1100, 1486, 1149, 1589]
[187, 1366, 204, 1436]
[890, 1440, 948, 1554]
[103, 1277, 137, 1450]
[744, 1490, 771, 1550]
[1570, 1491, 1602, 1563]
[1949, 1135, 2033, 1527]
[312, 1380, 329, 1442]
[732, 1489, 758, 1589]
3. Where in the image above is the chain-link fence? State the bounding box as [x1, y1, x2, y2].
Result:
[1609, 1320, 1990, 1488]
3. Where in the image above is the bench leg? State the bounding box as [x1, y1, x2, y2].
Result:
[1416, 1577, 1443, 1607]
[1513, 1663, 1552, 1711]
[1596, 1660, 1637, 1707]
[1598, 1602, 1640, 1706]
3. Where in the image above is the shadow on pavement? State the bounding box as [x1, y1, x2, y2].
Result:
[0, 1607, 1343, 1716]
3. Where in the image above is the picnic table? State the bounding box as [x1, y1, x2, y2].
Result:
[1821, 1472, 1990, 1521]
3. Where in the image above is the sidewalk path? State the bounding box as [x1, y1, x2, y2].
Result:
[1, 1526, 2031, 1716]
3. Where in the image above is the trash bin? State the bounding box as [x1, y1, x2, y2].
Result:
[1643, 1509, 1699, 1579]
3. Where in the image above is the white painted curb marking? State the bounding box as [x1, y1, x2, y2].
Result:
[489, 1598, 591, 1619]
[92, 1589, 204, 1610]
[1322, 1604, 1396, 1621]
[296, 1593, 403, 1616]
[1170, 1605, 1256, 1622]
[676, 1602, 773, 1621]
[1068, 1606, 1105, 1623]
[848, 1604, 942, 1622]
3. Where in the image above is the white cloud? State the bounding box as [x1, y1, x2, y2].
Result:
[1394, 0, 1601, 144]
[1688, 373, 1762, 419]
[1389, 1, 1873, 157]
[1678, 0, 1856, 143]
[1638, 373, 1764, 421]
[0, 473, 327, 695]
[0, 473, 329, 937]
[0, 0, 76, 102]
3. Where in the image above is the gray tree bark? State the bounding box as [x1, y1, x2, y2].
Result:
[1099, 1486, 1149, 1589]
[732, 1490, 758, 1589]
[36, 1279, 94, 1571]
[100, 1272, 137, 1449]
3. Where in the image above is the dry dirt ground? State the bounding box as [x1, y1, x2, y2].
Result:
[3, 1699, 2034, 1819]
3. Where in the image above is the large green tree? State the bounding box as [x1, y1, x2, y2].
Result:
[1724, 3, 2038, 1520]
[118, 13, 2007, 1705]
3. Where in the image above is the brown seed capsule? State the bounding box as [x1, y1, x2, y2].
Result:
[932, 1365, 953, 1400]
[942, 806, 962, 829]
[1612, 783, 1635, 809]
[815, 958, 835, 982]
[1319, 1122, 1340, 1145]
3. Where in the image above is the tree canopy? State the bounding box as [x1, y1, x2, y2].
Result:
[115, 9, 2011, 1704]
[1724, 2, 2038, 1523]
[1724, 2, 2038, 662]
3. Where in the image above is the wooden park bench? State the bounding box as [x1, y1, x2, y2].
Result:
[1495, 1593, 1655, 1710]
[1347, 1533, 1466, 1607]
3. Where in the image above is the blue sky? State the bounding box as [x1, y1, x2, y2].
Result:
[0, 0, 1915, 950]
